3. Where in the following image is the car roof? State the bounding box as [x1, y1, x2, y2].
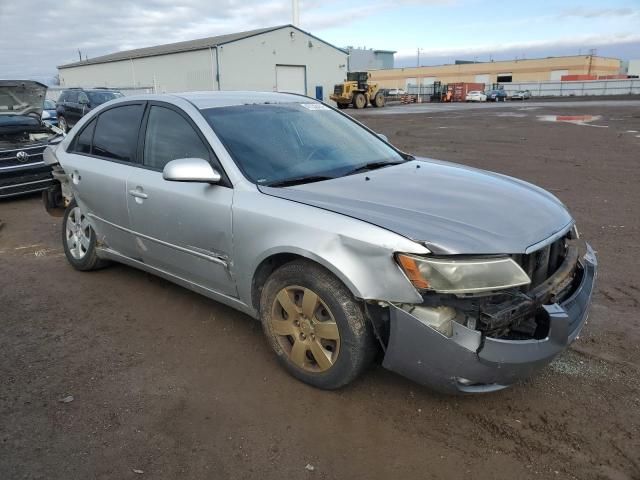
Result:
[104, 91, 315, 109]
[64, 88, 121, 92]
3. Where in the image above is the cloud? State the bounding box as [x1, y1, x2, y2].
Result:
[559, 7, 640, 19]
[0, 0, 635, 84]
[394, 32, 640, 59]
[2, 0, 400, 82]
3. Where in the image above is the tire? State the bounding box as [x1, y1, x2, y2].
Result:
[58, 115, 67, 133]
[353, 93, 366, 109]
[337, 102, 349, 109]
[62, 199, 107, 271]
[373, 93, 385, 108]
[260, 259, 376, 389]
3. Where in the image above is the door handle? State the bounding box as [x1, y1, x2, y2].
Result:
[128, 189, 148, 199]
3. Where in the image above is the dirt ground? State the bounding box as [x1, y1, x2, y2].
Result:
[1, 101, 639, 480]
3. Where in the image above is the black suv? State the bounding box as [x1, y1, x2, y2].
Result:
[56, 88, 123, 132]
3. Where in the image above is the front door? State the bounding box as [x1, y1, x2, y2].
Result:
[126, 103, 236, 297]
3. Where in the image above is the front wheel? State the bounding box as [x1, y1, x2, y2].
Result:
[260, 260, 376, 389]
[62, 200, 107, 271]
[353, 93, 366, 109]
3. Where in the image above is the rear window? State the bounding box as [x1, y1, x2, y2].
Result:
[92, 105, 144, 162]
[87, 91, 123, 106]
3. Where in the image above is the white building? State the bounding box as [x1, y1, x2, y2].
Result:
[57, 25, 348, 103]
[346, 48, 395, 71]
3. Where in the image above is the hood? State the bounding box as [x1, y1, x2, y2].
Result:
[0, 80, 48, 127]
[258, 159, 573, 255]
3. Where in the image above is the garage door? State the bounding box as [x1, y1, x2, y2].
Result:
[276, 65, 306, 95]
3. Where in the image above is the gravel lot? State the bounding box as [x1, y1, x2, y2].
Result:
[1, 100, 639, 480]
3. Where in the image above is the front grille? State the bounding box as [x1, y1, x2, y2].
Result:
[0, 144, 46, 169]
[0, 167, 53, 197]
[511, 234, 569, 290]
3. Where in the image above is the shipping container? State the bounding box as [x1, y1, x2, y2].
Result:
[561, 74, 597, 81]
[448, 82, 485, 102]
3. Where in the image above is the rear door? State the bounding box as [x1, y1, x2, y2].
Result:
[126, 102, 236, 296]
[64, 90, 81, 126]
[62, 102, 146, 257]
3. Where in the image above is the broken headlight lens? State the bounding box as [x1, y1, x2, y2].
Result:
[396, 254, 531, 294]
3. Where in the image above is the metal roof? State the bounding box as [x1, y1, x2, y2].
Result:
[58, 25, 347, 69]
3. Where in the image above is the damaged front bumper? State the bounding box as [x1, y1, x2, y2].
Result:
[382, 242, 597, 394]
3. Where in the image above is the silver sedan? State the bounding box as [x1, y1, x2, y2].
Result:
[43, 91, 596, 393]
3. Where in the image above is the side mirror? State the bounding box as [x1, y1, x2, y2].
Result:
[163, 158, 221, 183]
[79, 97, 89, 105]
[377, 133, 389, 142]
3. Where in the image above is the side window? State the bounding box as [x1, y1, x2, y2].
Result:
[70, 118, 96, 154]
[66, 91, 79, 103]
[78, 92, 89, 104]
[58, 92, 67, 103]
[92, 105, 144, 162]
[143, 106, 210, 170]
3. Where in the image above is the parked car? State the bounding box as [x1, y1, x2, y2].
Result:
[386, 88, 406, 96]
[485, 89, 508, 102]
[465, 90, 487, 102]
[511, 89, 532, 100]
[42, 99, 58, 126]
[42, 92, 596, 393]
[56, 88, 123, 132]
[0, 80, 61, 198]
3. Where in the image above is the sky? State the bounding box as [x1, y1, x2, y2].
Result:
[1, 0, 639, 84]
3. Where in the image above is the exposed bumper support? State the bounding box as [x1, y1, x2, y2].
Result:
[382, 243, 597, 394]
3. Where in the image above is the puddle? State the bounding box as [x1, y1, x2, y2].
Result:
[537, 114, 607, 127]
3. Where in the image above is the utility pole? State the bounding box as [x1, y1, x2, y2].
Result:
[292, 0, 299, 26]
[78, 49, 82, 61]
[417, 48, 423, 67]
[587, 48, 597, 76]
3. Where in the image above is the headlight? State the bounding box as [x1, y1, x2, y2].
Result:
[396, 254, 531, 294]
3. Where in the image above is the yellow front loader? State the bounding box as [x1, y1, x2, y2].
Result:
[330, 72, 385, 109]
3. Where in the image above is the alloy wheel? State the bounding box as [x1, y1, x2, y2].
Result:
[270, 286, 340, 372]
[65, 207, 91, 259]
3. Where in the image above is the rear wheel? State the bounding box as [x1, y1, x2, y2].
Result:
[260, 260, 376, 389]
[373, 93, 385, 107]
[353, 93, 366, 109]
[62, 200, 107, 271]
[337, 102, 349, 109]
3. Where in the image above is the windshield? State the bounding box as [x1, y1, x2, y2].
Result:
[87, 91, 122, 105]
[201, 103, 404, 184]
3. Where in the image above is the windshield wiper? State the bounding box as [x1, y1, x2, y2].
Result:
[266, 175, 334, 188]
[344, 160, 406, 176]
